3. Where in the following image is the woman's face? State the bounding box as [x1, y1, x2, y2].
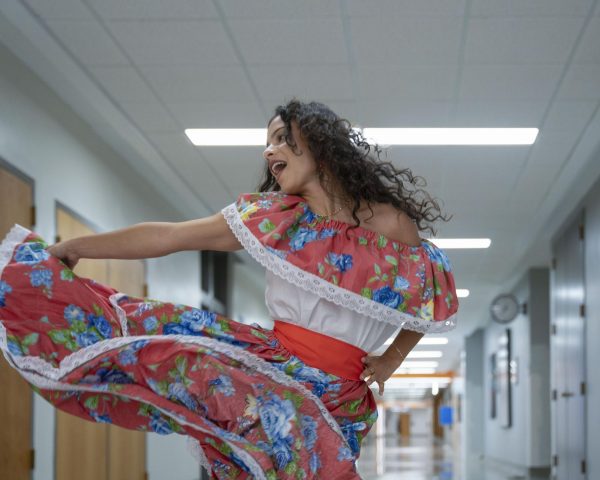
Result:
[263, 115, 319, 194]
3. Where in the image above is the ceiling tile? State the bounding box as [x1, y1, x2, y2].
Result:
[355, 65, 458, 101]
[140, 65, 255, 102]
[572, 17, 600, 64]
[459, 65, 563, 100]
[22, 0, 94, 20]
[544, 100, 597, 131]
[470, 0, 593, 17]
[453, 100, 547, 126]
[122, 102, 180, 132]
[167, 101, 266, 128]
[349, 17, 462, 65]
[45, 19, 130, 66]
[357, 100, 454, 127]
[229, 18, 348, 65]
[556, 64, 600, 100]
[87, 0, 218, 20]
[249, 65, 354, 102]
[345, 0, 466, 17]
[465, 17, 584, 65]
[219, 0, 340, 18]
[105, 19, 239, 66]
[526, 130, 581, 170]
[89, 66, 157, 103]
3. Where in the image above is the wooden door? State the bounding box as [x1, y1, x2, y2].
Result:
[55, 206, 147, 480]
[107, 258, 146, 480]
[55, 207, 109, 480]
[0, 163, 35, 480]
[399, 413, 411, 437]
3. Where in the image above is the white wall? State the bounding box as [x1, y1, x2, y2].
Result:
[0, 42, 203, 480]
[230, 260, 271, 328]
[481, 268, 550, 471]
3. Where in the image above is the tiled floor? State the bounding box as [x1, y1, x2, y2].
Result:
[357, 434, 454, 480]
[355, 434, 550, 480]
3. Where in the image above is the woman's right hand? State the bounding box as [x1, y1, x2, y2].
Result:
[47, 240, 80, 270]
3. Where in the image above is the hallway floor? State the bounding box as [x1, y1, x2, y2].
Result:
[356, 434, 550, 480]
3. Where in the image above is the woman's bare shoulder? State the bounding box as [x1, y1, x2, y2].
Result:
[358, 202, 422, 246]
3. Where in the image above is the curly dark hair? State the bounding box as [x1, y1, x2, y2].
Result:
[257, 98, 452, 236]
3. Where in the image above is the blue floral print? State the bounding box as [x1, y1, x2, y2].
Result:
[300, 414, 318, 451]
[0, 280, 12, 307]
[340, 419, 367, 456]
[143, 316, 158, 332]
[150, 413, 173, 435]
[325, 252, 353, 272]
[337, 445, 354, 461]
[64, 304, 85, 324]
[209, 374, 235, 397]
[167, 382, 198, 411]
[88, 313, 112, 338]
[75, 331, 101, 347]
[318, 228, 337, 239]
[309, 451, 322, 473]
[372, 286, 403, 309]
[423, 241, 453, 271]
[289, 227, 318, 252]
[30, 269, 53, 288]
[393, 275, 410, 290]
[180, 308, 217, 333]
[14, 242, 49, 265]
[90, 412, 112, 424]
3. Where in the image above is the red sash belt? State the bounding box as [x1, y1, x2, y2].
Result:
[273, 320, 367, 381]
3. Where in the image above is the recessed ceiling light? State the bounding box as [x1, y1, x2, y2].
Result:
[457, 289, 470, 298]
[184, 128, 538, 146]
[385, 337, 449, 346]
[406, 351, 443, 358]
[361, 127, 538, 145]
[185, 128, 266, 146]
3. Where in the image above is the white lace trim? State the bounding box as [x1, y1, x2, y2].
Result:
[109, 293, 130, 336]
[221, 204, 458, 334]
[187, 437, 212, 476]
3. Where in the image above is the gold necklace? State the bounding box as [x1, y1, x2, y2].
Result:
[311, 201, 349, 219]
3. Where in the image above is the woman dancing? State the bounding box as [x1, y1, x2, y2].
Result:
[0, 99, 458, 479]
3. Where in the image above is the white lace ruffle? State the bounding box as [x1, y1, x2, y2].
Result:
[221, 204, 457, 334]
[187, 437, 212, 476]
[109, 293, 130, 336]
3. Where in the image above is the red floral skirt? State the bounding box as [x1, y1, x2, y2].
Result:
[0, 225, 377, 479]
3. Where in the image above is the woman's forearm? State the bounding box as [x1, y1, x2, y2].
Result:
[68, 222, 174, 260]
[383, 328, 424, 365]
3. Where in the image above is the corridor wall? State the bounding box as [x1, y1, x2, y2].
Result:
[0, 40, 204, 480]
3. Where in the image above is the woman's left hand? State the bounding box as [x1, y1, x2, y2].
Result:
[360, 354, 400, 395]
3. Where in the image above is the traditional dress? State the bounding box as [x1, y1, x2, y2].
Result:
[0, 191, 458, 479]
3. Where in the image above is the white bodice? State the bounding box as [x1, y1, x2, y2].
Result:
[265, 270, 398, 352]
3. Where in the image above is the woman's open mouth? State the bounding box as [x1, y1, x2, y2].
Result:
[270, 161, 287, 178]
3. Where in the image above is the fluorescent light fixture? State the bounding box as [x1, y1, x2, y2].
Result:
[406, 350, 443, 358]
[185, 128, 266, 146]
[432, 382, 439, 395]
[395, 361, 438, 369]
[185, 128, 538, 146]
[426, 238, 491, 249]
[392, 368, 437, 375]
[361, 128, 538, 145]
[418, 337, 448, 345]
[457, 289, 470, 298]
[385, 337, 448, 346]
